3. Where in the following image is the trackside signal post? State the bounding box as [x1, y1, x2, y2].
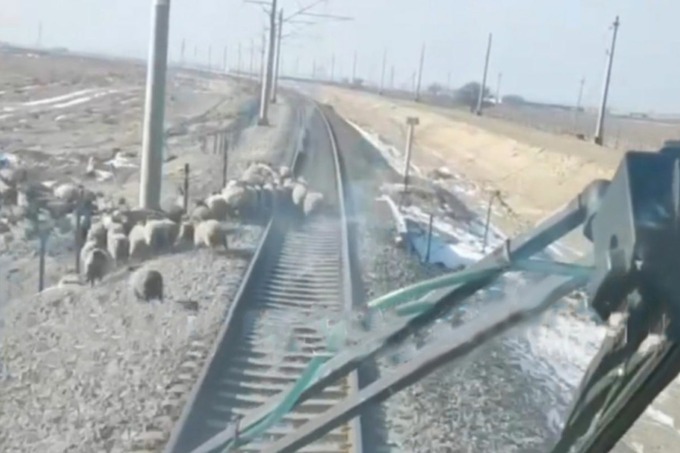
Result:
[403, 116, 420, 196]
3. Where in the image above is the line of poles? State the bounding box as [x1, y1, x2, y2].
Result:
[138, 0, 620, 210]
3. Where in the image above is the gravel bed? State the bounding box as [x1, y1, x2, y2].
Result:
[353, 201, 565, 453]
[0, 225, 262, 453]
[329, 105, 566, 453]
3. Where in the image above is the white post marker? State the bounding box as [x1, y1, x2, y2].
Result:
[403, 116, 420, 197]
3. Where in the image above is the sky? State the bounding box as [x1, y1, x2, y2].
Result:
[1, 0, 679, 114]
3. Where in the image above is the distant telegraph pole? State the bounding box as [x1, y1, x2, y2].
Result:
[594, 16, 620, 146]
[379, 48, 387, 94]
[37, 22, 43, 48]
[352, 50, 357, 82]
[475, 32, 493, 116]
[414, 43, 425, 102]
[180, 39, 186, 65]
[496, 72, 502, 103]
[574, 77, 586, 132]
[139, 0, 171, 210]
[222, 45, 228, 72]
[237, 42, 242, 73]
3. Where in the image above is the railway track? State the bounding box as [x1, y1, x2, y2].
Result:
[164, 103, 363, 453]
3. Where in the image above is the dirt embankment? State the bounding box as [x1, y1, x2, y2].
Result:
[314, 85, 629, 234]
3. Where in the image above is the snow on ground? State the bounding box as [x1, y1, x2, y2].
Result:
[348, 119, 610, 432]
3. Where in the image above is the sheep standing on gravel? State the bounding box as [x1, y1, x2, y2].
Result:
[144, 219, 179, 252]
[241, 162, 277, 186]
[279, 165, 291, 179]
[84, 247, 110, 286]
[194, 219, 228, 250]
[291, 182, 308, 208]
[303, 191, 324, 217]
[80, 240, 98, 266]
[54, 183, 95, 204]
[177, 220, 195, 246]
[107, 233, 129, 264]
[86, 222, 108, 248]
[164, 204, 185, 223]
[128, 223, 149, 259]
[222, 182, 260, 220]
[205, 194, 229, 220]
[107, 222, 126, 237]
[191, 201, 214, 223]
[131, 268, 164, 302]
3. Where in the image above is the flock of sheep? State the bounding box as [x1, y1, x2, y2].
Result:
[1, 160, 325, 302]
[78, 161, 324, 299]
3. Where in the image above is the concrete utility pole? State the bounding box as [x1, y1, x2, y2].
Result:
[390, 65, 395, 89]
[594, 16, 620, 146]
[258, 0, 277, 126]
[222, 45, 228, 72]
[496, 72, 502, 103]
[37, 22, 43, 48]
[574, 77, 586, 132]
[139, 0, 171, 210]
[403, 116, 420, 196]
[237, 42, 242, 73]
[271, 8, 284, 103]
[330, 53, 335, 81]
[475, 32, 493, 116]
[249, 38, 255, 75]
[414, 43, 425, 101]
[352, 50, 357, 83]
[208, 44, 212, 69]
[379, 48, 387, 95]
[180, 38, 186, 65]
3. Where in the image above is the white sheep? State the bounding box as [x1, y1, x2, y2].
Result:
[191, 202, 214, 222]
[177, 220, 195, 246]
[144, 219, 178, 252]
[241, 162, 277, 186]
[54, 183, 93, 203]
[194, 220, 228, 250]
[80, 240, 99, 266]
[279, 165, 291, 178]
[128, 223, 149, 259]
[107, 233, 129, 263]
[130, 268, 164, 302]
[303, 191, 324, 217]
[164, 204, 185, 223]
[205, 194, 230, 220]
[291, 182, 308, 207]
[107, 222, 126, 237]
[83, 247, 110, 286]
[222, 183, 248, 209]
[86, 222, 108, 248]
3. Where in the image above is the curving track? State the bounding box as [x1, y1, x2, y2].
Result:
[163, 102, 363, 453]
